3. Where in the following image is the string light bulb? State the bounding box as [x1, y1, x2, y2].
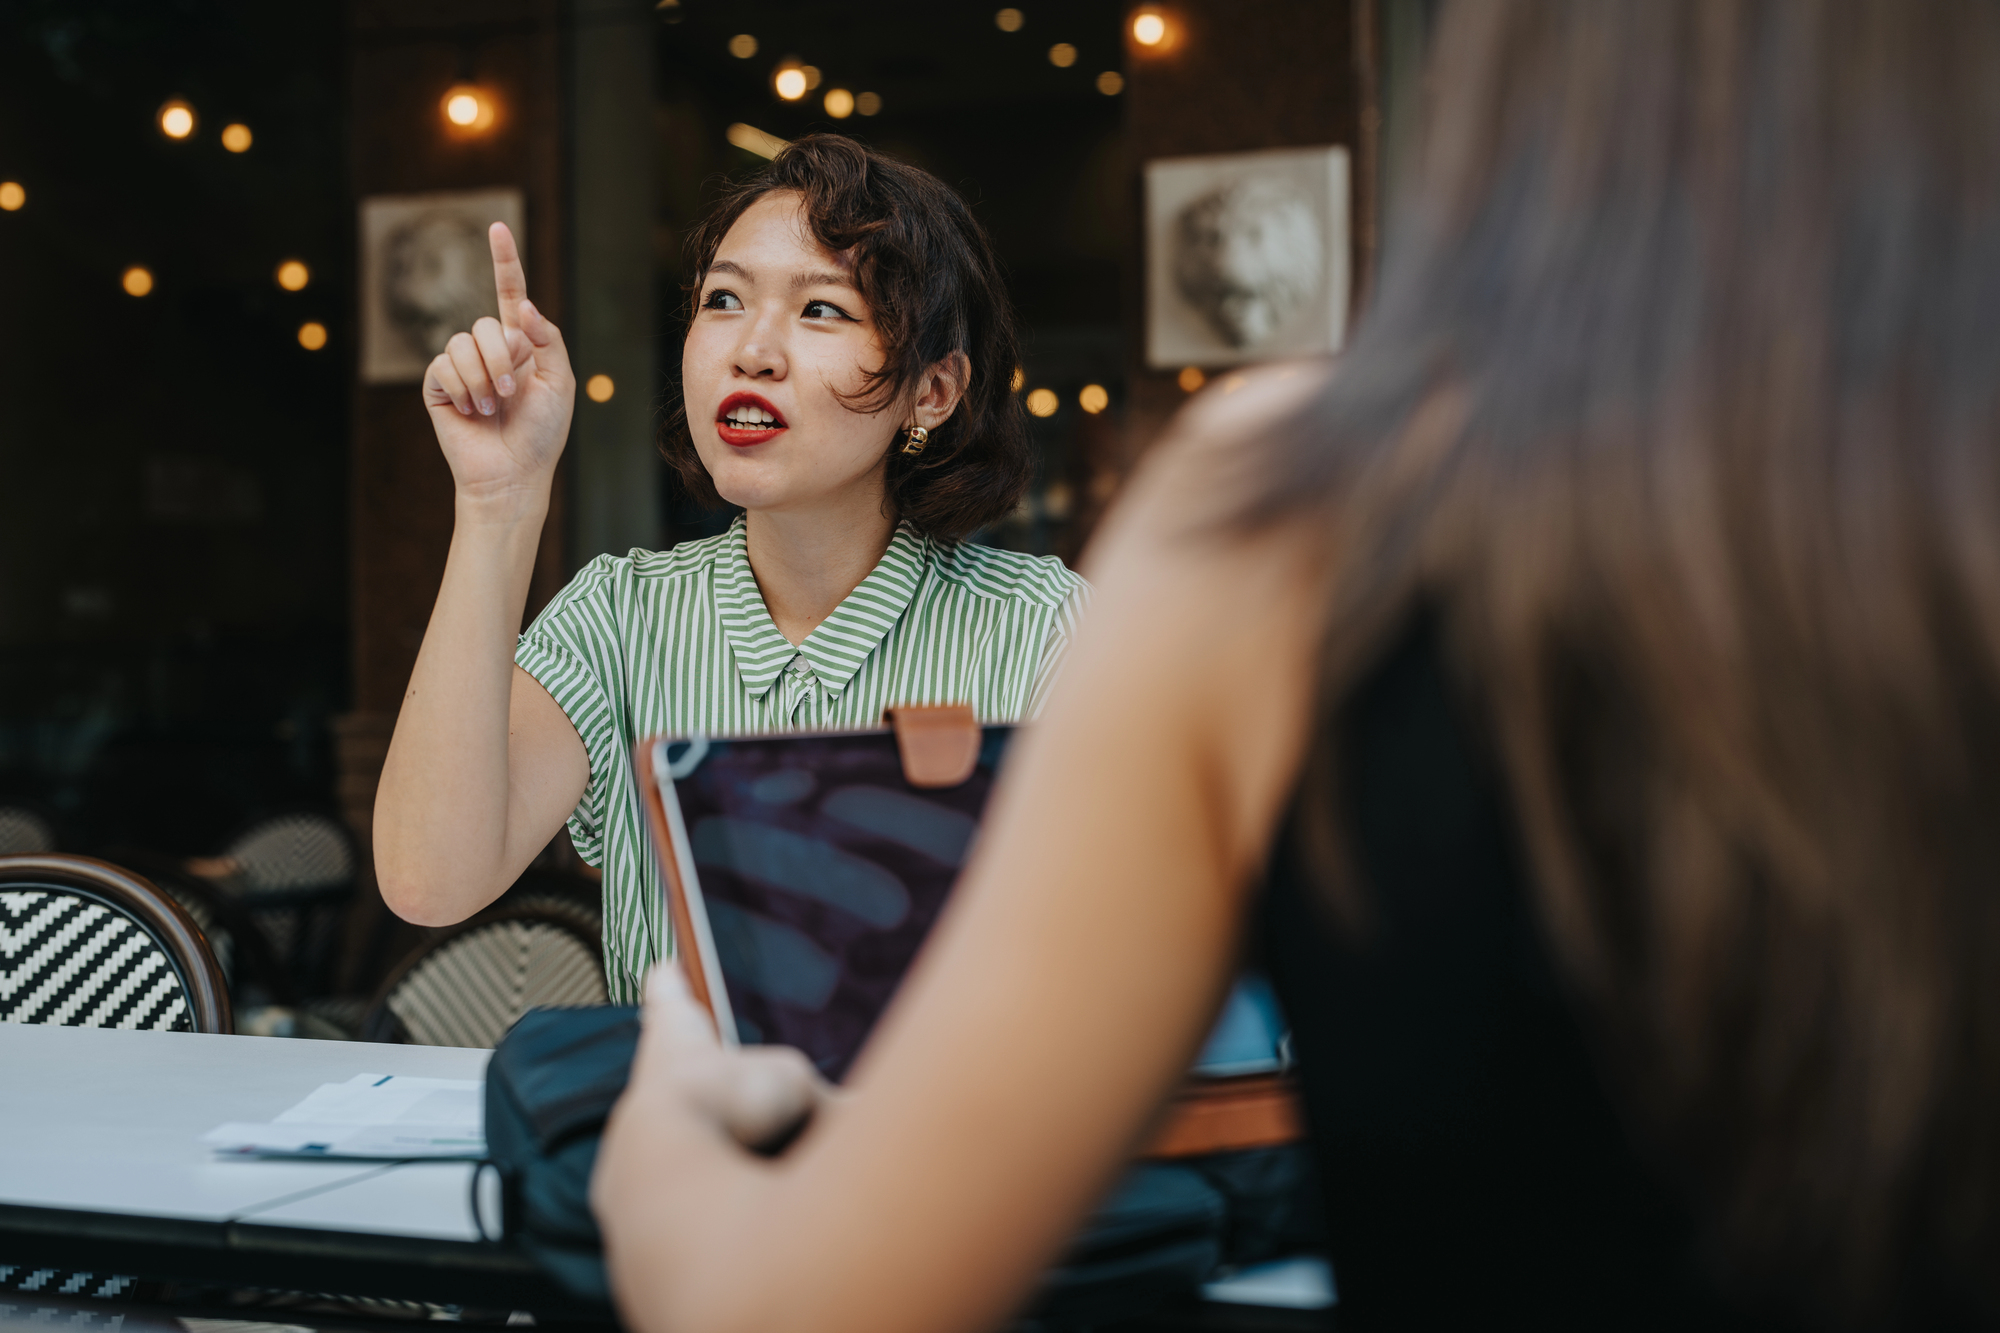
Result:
[441, 85, 498, 135]
[276, 260, 310, 292]
[1079, 384, 1110, 414]
[1026, 388, 1060, 417]
[996, 8, 1024, 31]
[297, 322, 328, 350]
[0, 182, 23, 211]
[1048, 42, 1078, 67]
[1096, 71, 1125, 95]
[729, 33, 759, 58]
[123, 266, 154, 297]
[824, 88, 855, 119]
[1132, 10, 1168, 46]
[773, 65, 808, 100]
[221, 123, 252, 152]
[157, 100, 196, 139]
[585, 374, 616, 403]
[856, 91, 882, 116]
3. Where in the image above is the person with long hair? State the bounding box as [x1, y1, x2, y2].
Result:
[373, 138, 1085, 999]
[591, 2, 2000, 1328]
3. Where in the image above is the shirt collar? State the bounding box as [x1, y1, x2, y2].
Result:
[715, 516, 931, 701]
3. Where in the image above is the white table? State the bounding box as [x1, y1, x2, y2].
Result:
[0, 1023, 583, 1314]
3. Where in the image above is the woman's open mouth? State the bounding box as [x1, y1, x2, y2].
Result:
[716, 392, 788, 447]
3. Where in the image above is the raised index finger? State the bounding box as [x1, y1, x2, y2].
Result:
[488, 221, 527, 332]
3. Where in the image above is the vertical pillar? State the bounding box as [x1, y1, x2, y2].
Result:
[569, 0, 662, 567]
[336, 0, 570, 991]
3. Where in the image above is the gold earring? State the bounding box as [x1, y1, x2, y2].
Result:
[900, 425, 930, 456]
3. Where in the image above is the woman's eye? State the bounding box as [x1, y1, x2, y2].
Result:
[702, 289, 742, 312]
[803, 299, 855, 321]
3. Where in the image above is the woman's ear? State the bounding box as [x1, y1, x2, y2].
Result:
[910, 351, 972, 432]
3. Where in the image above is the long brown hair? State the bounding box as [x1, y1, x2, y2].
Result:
[1260, 0, 2000, 1320]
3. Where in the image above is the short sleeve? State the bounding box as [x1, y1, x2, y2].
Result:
[1024, 576, 1093, 719]
[514, 557, 631, 867]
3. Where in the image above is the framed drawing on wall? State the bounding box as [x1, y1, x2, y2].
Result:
[1144, 146, 1350, 370]
[359, 188, 525, 385]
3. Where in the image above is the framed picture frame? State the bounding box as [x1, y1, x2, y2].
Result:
[359, 188, 524, 385]
[1144, 145, 1350, 370]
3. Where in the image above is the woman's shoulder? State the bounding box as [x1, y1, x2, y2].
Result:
[566, 525, 742, 590]
[927, 537, 1087, 610]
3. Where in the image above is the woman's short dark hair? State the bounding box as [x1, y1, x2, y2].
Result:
[662, 134, 1029, 542]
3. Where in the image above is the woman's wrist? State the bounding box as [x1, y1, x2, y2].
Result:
[453, 479, 552, 531]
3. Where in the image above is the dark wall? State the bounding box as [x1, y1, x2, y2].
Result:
[0, 1, 351, 853]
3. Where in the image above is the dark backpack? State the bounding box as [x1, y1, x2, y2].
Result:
[483, 1006, 1320, 1325]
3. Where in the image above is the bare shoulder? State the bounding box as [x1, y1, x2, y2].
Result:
[1082, 357, 1334, 599]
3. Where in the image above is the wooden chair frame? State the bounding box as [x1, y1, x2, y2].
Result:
[0, 853, 233, 1034]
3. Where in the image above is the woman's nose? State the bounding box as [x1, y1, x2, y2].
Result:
[733, 309, 788, 379]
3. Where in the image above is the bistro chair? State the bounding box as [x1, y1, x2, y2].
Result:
[189, 811, 356, 999]
[0, 853, 230, 1302]
[0, 853, 230, 1033]
[0, 807, 56, 856]
[362, 907, 607, 1048]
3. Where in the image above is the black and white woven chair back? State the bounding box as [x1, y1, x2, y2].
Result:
[227, 812, 355, 894]
[365, 909, 606, 1048]
[0, 855, 230, 1034]
[0, 856, 229, 1304]
[0, 808, 55, 856]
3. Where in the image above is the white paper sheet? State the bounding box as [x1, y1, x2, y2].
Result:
[202, 1072, 485, 1159]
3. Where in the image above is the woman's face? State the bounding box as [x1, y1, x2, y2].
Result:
[683, 191, 899, 516]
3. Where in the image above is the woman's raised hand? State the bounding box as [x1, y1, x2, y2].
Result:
[422, 222, 576, 511]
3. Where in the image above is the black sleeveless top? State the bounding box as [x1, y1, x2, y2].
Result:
[1257, 621, 1754, 1330]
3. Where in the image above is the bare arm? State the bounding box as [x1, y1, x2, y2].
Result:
[594, 366, 1332, 1333]
[374, 223, 589, 927]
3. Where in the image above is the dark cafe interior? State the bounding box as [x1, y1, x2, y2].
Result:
[7, 2, 2000, 1331]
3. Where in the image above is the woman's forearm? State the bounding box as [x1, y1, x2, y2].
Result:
[374, 491, 551, 925]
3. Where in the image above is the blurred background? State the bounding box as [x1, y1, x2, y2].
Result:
[0, 0, 1430, 1012]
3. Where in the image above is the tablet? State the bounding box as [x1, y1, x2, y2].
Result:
[635, 721, 1010, 1082]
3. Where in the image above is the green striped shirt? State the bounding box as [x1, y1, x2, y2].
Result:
[515, 515, 1089, 1001]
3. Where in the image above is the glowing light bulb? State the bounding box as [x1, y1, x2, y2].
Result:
[774, 67, 808, 100]
[158, 101, 196, 139]
[1026, 388, 1060, 417]
[729, 33, 758, 58]
[1177, 366, 1206, 393]
[801, 66, 823, 90]
[297, 321, 328, 350]
[824, 88, 855, 119]
[1079, 384, 1110, 414]
[996, 8, 1024, 31]
[221, 123, 252, 152]
[123, 266, 154, 297]
[275, 260, 310, 292]
[1132, 12, 1167, 46]
[441, 85, 496, 133]
[1096, 70, 1125, 95]
[1048, 42, 1078, 67]
[856, 91, 882, 116]
[0, 182, 23, 211]
[585, 374, 616, 403]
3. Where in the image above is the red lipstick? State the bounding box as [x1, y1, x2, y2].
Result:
[716, 392, 788, 447]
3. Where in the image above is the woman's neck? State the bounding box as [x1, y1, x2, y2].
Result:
[744, 495, 898, 646]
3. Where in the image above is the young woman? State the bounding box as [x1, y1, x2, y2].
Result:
[592, 3, 2000, 1330]
[373, 137, 1085, 1000]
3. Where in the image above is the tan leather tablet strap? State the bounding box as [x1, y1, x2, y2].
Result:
[886, 704, 982, 788]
